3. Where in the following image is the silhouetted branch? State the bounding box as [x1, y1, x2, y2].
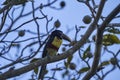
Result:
[82, 3, 120, 80]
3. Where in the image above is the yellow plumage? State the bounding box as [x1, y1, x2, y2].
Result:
[52, 37, 62, 48]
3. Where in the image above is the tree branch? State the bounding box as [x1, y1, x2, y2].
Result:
[0, 4, 101, 79]
[1, 1, 118, 80]
[82, 3, 120, 80]
[0, 4, 11, 14]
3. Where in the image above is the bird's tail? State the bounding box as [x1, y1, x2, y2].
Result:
[38, 65, 46, 80]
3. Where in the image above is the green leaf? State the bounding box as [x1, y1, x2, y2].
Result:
[100, 61, 110, 66]
[64, 56, 73, 68]
[30, 58, 39, 63]
[108, 28, 120, 34]
[78, 67, 90, 73]
[64, 61, 69, 68]
[79, 26, 86, 28]
[97, 61, 110, 72]
[34, 67, 39, 74]
[11, 43, 20, 48]
[103, 34, 120, 46]
[30, 58, 39, 74]
[67, 55, 73, 64]
[83, 45, 91, 59]
[97, 66, 105, 72]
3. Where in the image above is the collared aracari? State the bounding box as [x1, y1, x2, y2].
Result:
[38, 30, 71, 80]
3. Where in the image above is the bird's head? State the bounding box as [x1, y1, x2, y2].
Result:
[51, 30, 71, 42]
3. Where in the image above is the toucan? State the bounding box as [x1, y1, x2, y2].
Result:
[38, 30, 71, 80]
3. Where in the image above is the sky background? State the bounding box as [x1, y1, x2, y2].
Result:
[0, 0, 120, 80]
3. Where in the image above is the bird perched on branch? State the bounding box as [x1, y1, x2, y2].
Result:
[38, 30, 71, 80]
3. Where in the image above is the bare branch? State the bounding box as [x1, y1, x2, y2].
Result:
[82, 3, 120, 80]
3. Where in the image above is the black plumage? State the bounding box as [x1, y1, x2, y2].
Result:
[38, 30, 71, 80]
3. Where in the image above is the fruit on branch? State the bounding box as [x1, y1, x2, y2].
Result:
[60, 1, 66, 8]
[69, 63, 76, 70]
[82, 15, 92, 24]
[54, 20, 61, 28]
[18, 30, 25, 37]
[110, 57, 118, 65]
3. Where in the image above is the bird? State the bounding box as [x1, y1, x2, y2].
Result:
[38, 30, 71, 80]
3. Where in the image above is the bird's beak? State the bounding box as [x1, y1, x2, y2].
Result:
[62, 33, 71, 42]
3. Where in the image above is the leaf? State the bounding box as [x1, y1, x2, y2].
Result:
[64, 61, 69, 68]
[97, 66, 105, 72]
[30, 58, 39, 63]
[103, 34, 120, 46]
[100, 61, 110, 67]
[97, 61, 110, 72]
[11, 43, 20, 48]
[83, 45, 91, 59]
[30, 58, 39, 74]
[78, 67, 90, 73]
[79, 26, 86, 28]
[64, 56, 73, 68]
[108, 28, 120, 34]
[34, 67, 39, 74]
[67, 55, 73, 64]
[64, 61, 70, 68]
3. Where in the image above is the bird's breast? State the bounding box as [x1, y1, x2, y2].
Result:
[46, 36, 62, 56]
[46, 48, 58, 56]
[51, 36, 62, 48]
